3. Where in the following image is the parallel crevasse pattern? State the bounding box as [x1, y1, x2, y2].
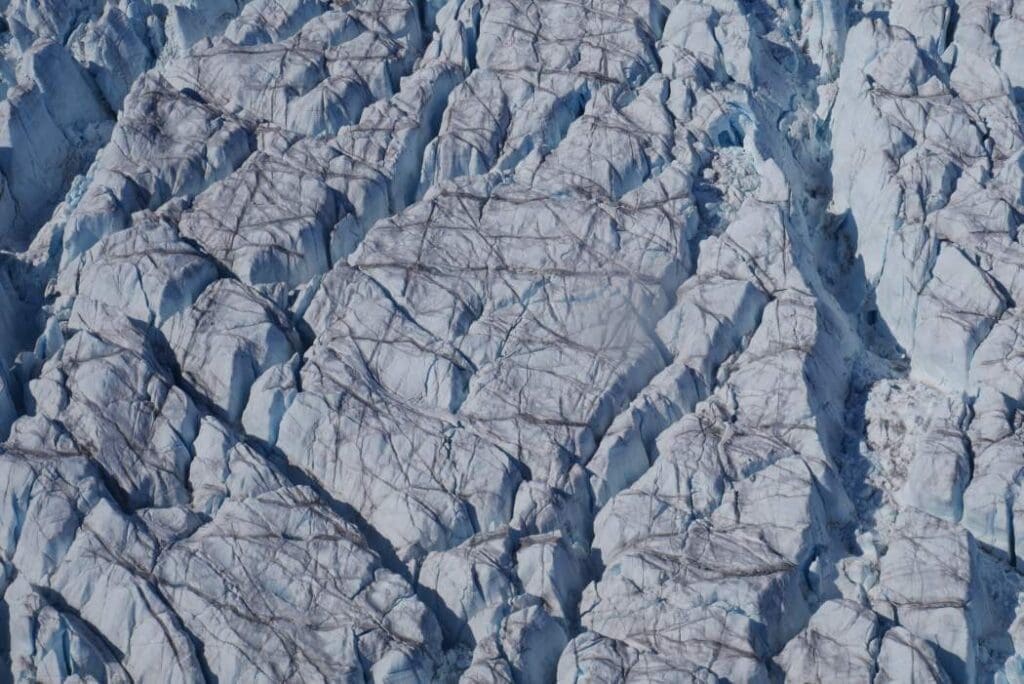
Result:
[1, 0, 1023, 681]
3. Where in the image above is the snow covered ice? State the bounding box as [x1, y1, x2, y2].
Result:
[0, 0, 1023, 681]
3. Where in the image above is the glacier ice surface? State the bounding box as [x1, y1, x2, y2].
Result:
[1, 0, 1024, 682]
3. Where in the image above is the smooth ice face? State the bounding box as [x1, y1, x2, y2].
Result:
[1, 0, 1023, 682]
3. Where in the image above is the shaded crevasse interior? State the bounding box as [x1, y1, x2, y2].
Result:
[0, 0, 1023, 681]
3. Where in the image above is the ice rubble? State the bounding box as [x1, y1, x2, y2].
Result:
[1, 0, 1024, 682]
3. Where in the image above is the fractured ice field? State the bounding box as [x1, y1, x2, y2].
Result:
[0, 0, 1023, 681]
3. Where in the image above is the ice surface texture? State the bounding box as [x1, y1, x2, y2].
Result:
[0, 0, 1023, 681]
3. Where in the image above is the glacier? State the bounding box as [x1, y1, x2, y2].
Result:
[0, 0, 1023, 681]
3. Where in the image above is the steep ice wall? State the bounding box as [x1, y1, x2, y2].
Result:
[1, 0, 1024, 682]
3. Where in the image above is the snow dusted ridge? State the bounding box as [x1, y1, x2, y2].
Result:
[0, 0, 1022, 681]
